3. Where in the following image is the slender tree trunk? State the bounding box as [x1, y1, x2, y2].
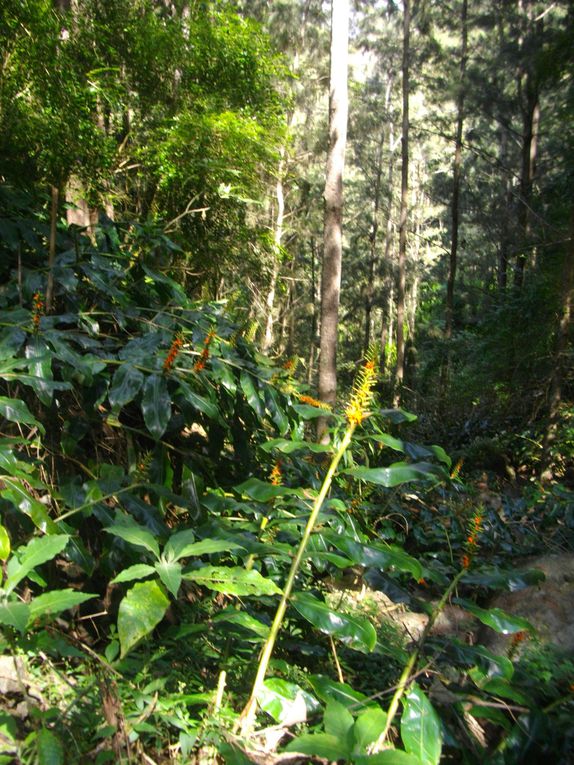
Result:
[540, 207, 574, 481]
[364, 129, 385, 354]
[440, 0, 468, 398]
[317, 0, 349, 439]
[46, 185, 59, 314]
[514, 1, 541, 288]
[308, 238, 318, 385]
[393, 0, 410, 407]
[498, 128, 511, 289]
[262, 154, 285, 353]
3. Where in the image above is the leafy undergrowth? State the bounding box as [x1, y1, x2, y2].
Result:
[0, 209, 573, 764]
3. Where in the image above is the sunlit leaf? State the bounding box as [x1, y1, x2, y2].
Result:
[0, 524, 10, 561]
[5, 535, 69, 594]
[37, 727, 64, 765]
[261, 438, 333, 454]
[344, 462, 446, 487]
[454, 598, 535, 635]
[105, 521, 160, 560]
[400, 684, 442, 765]
[118, 580, 170, 657]
[164, 535, 241, 562]
[112, 564, 156, 584]
[285, 733, 349, 760]
[0, 602, 30, 633]
[324, 699, 354, 744]
[240, 372, 264, 417]
[291, 592, 376, 652]
[155, 559, 182, 597]
[257, 678, 319, 724]
[353, 707, 389, 755]
[309, 675, 374, 711]
[0, 396, 44, 433]
[183, 566, 282, 596]
[28, 590, 97, 624]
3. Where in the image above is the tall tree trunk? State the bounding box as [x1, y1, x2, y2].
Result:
[317, 0, 349, 439]
[262, 154, 285, 353]
[393, 0, 410, 407]
[46, 185, 59, 314]
[514, 0, 541, 288]
[440, 0, 468, 397]
[307, 238, 319, 385]
[540, 207, 574, 481]
[364, 128, 385, 354]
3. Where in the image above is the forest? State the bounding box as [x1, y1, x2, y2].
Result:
[0, 0, 573, 763]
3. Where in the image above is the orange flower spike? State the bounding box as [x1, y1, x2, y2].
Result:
[31, 291, 45, 331]
[298, 394, 332, 411]
[270, 461, 282, 486]
[163, 335, 183, 373]
[461, 553, 471, 569]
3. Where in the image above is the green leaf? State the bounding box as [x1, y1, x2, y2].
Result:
[292, 403, 335, 419]
[0, 602, 30, 633]
[366, 435, 451, 467]
[328, 537, 422, 580]
[291, 592, 376, 652]
[240, 372, 265, 418]
[108, 364, 144, 409]
[0, 478, 60, 534]
[37, 728, 64, 765]
[0, 396, 44, 433]
[285, 733, 348, 760]
[261, 438, 333, 454]
[212, 608, 270, 639]
[164, 535, 241, 562]
[118, 580, 170, 657]
[379, 408, 418, 424]
[141, 373, 171, 439]
[461, 568, 545, 592]
[354, 752, 420, 764]
[155, 559, 182, 598]
[28, 590, 97, 624]
[344, 462, 446, 487]
[400, 684, 442, 765]
[183, 566, 282, 596]
[5, 535, 70, 594]
[257, 678, 319, 724]
[454, 599, 535, 635]
[0, 524, 10, 561]
[324, 699, 354, 743]
[24, 338, 54, 406]
[111, 564, 157, 584]
[309, 675, 374, 711]
[177, 381, 221, 421]
[353, 707, 389, 755]
[235, 477, 305, 502]
[105, 521, 160, 560]
[468, 671, 531, 705]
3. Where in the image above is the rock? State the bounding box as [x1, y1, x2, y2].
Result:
[480, 554, 574, 654]
[0, 655, 25, 695]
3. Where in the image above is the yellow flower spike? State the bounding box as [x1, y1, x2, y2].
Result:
[345, 348, 378, 426]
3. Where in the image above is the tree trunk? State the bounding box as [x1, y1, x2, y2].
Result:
[540, 207, 574, 481]
[393, 0, 410, 407]
[46, 185, 59, 314]
[440, 0, 468, 398]
[262, 154, 285, 353]
[364, 128, 385, 354]
[317, 0, 349, 439]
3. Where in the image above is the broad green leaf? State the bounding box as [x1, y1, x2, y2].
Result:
[28, 590, 97, 624]
[291, 592, 376, 652]
[354, 752, 420, 764]
[155, 559, 182, 598]
[162, 529, 195, 560]
[37, 727, 64, 765]
[108, 364, 144, 408]
[328, 537, 422, 580]
[177, 381, 221, 421]
[111, 564, 156, 584]
[212, 608, 270, 639]
[24, 338, 54, 406]
[285, 733, 348, 760]
[400, 684, 442, 765]
[0, 396, 44, 433]
[183, 566, 282, 596]
[0, 478, 60, 534]
[293, 403, 336, 420]
[261, 438, 332, 454]
[0, 524, 9, 561]
[0, 602, 30, 633]
[235, 477, 305, 502]
[240, 372, 264, 418]
[344, 462, 446, 487]
[118, 580, 170, 657]
[468, 670, 531, 705]
[379, 408, 418, 424]
[5, 535, 69, 594]
[105, 522, 160, 560]
[461, 568, 545, 592]
[265, 387, 289, 435]
[141, 373, 171, 439]
[324, 699, 354, 743]
[257, 678, 319, 724]
[309, 675, 374, 711]
[164, 535, 241, 562]
[366, 435, 451, 467]
[454, 599, 535, 635]
[353, 707, 389, 754]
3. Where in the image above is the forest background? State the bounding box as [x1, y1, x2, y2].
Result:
[0, 0, 573, 763]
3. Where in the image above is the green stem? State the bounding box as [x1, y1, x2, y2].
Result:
[238, 423, 356, 736]
[370, 568, 465, 753]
